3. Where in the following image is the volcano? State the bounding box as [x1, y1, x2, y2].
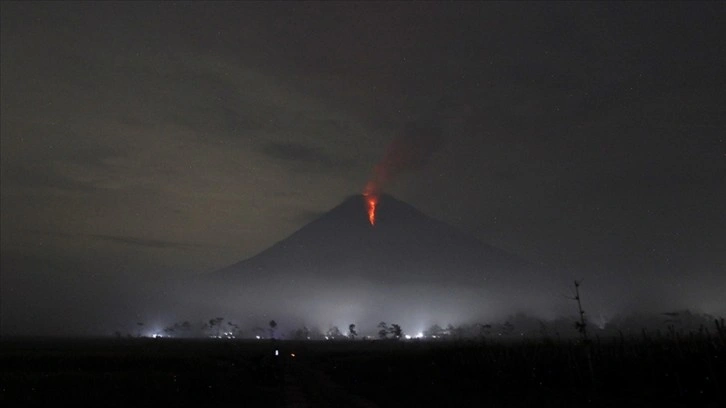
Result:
[192, 195, 565, 330]
[211, 194, 528, 285]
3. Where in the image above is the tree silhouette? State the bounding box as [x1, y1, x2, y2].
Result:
[327, 326, 342, 339]
[268, 320, 277, 339]
[377, 321, 389, 339]
[425, 324, 445, 338]
[479, 323, 492, 338]
[206, 317, 224, 337]
[390, 323, 403, 340]
[291, 326, 311, 340]
[164, 321, 193, 338]
[227, 321, 240, 338]
[500, 321, 514, 336]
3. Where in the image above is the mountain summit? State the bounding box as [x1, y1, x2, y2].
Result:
[210, 194, 526, 286]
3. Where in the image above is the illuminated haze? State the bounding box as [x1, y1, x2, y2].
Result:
[1, 2, 724, 337]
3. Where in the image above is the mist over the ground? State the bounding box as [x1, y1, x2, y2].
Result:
[3, 256, 723, 339]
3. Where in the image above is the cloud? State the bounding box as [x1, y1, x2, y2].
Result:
[87, 234, 206, 250]
[2, 164, 97, 193]
[1, 144, 129, 194]
[259, 141, 355, 172]
[15, 230, 207, 251]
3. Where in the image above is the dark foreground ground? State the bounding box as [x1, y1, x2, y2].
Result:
[1, 336, 723, 407]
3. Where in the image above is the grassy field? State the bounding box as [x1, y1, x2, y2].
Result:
[1, 335, 723, 407]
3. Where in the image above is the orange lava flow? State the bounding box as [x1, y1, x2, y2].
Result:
[365, 195, 377, 226]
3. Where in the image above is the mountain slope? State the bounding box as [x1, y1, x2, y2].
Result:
[175, 194, 568, 329]
[210, 194, 533, 287]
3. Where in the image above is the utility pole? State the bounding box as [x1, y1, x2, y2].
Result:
[573, 280, 589, 343]
[572, 280, 596, 387]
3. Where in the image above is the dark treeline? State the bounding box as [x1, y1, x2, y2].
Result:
[121, 309, 724, 343]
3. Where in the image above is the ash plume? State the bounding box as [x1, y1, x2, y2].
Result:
[365, 116, 444, 197]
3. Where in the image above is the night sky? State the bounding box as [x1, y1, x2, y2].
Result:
[1, 2, 724, 336]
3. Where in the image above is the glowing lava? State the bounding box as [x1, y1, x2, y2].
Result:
[363, 182, 378, 226]
[365, 194, 378, 226]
